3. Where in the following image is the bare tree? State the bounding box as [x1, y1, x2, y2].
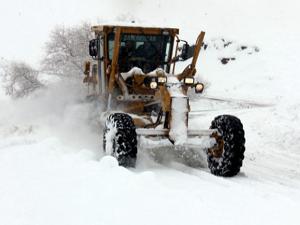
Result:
[1, 61, 43, 98]
[41, 22, 93, 78]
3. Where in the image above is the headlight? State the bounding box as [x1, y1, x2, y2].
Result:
[195, 82, 204, 93]
[150, 81, 158, 89]
[144, 76, 158, 89]
[183, 77, 194, 85]
[158, 77, 167, 85]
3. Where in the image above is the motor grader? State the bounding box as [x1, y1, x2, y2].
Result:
[83, 25, 245, 177]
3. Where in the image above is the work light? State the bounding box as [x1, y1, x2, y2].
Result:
[158, 77, 167, 85]
[183, 77, 194, 85]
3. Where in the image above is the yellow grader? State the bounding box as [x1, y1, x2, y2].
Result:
[83, 25, 245, 177]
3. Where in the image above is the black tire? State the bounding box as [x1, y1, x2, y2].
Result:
[103, 113, 137, 167]
[207, 115, 245, 177]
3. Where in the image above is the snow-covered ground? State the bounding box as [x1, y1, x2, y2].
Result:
[1, 0, 300, 225]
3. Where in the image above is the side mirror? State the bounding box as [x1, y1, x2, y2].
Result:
[89, 39, 99, 58]
[181, 43, 189, 60]
[181, 43, 196, 61]
[171, 40, 196, 62]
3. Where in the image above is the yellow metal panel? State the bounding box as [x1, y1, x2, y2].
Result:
[108, 27, 121, 93]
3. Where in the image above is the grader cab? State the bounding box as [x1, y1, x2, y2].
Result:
[83, 25, 246, 177]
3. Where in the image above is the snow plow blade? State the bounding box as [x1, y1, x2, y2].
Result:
[136, 128, 217, 137]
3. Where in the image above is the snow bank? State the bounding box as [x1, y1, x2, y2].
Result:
[0, 78, 102, 151]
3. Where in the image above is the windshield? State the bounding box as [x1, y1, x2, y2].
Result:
[108, 33, 173, 73]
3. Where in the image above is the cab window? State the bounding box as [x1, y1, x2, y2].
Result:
[108, 33, 173, 73]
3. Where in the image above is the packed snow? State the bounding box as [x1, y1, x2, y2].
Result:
[1, 0, 300, 225]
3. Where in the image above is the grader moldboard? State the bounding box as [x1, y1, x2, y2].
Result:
[83, 25, 245, 177]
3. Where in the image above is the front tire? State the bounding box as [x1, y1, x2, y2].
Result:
[103, 113, 137, 167]
[207, 115, 245, 177]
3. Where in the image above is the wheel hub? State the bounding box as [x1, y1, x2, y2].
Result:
[208, 132, 224, 158]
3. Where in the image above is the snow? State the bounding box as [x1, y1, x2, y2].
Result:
[120, 67, 144, 80]
[104, 117, 118, 155]
[1, 0, 300, 225]
[169, 97, 188, 145]
[166, 76, 186, 97]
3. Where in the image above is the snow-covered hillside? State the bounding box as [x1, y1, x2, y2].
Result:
[1, 0, 300, 225]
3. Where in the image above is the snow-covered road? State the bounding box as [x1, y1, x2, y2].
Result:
[0, 79, 299, 225]
[1, 129, 300, 225]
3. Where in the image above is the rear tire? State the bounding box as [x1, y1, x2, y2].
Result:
[103, 113, 137, 167]
[207, 115, 245, 177]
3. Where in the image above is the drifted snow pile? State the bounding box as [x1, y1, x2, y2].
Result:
[0, 79, 101, 154]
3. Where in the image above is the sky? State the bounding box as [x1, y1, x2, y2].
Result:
[0, 0, 299, 67]
[0, 0, 141, 66]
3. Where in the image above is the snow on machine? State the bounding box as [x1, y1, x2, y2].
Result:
[83, 25, 245, 177]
